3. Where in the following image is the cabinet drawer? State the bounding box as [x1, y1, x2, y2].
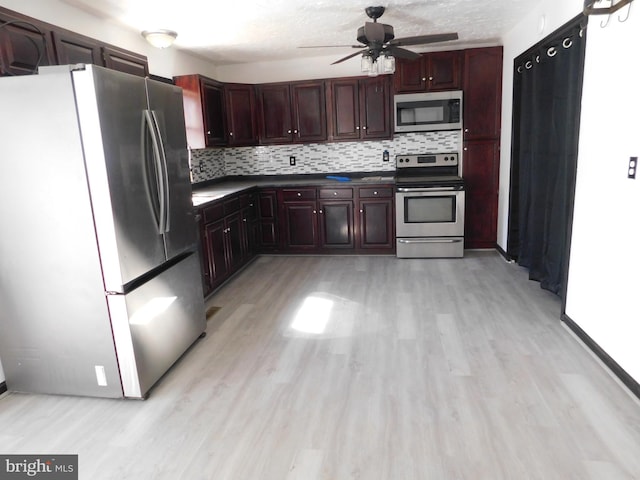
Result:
[282, 188, 316, 201]
[202, 202, 224, 223]
[359, 187, 393, 198]
[319, 187, 353, 199]
[223, 195, 241, 214]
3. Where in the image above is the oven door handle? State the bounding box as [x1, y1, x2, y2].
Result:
[398, 238, 463, 244]
[397, 187, 461, 193]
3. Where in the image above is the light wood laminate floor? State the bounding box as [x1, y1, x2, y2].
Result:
[1, 252, 639, 479]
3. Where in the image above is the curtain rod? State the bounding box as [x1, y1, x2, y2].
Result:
[583, 0, 634, 15]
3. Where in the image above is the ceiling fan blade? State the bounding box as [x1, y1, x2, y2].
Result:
[331, 49, 367, 65]
[385, 46, 421, 60]
[389, 33, 459, 47]
[298, 45, 363, 49]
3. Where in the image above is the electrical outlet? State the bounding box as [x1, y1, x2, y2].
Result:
[628, 157, 637, 179]
[289, 156, 296, 166]
[383, 150, 389, 162]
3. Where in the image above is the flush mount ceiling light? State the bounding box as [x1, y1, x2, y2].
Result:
[141, 29, 178, 49]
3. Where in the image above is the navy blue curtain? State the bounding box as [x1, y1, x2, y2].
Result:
[508, 16, 587, 296]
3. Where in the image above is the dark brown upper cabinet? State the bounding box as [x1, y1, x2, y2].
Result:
[0, 6, 149, 78]
[257, 81, 327, 144]
[393, 50, 462, 93]
[463, 46, 503, 141]
[224, 83, 258, 146]
[0, 9, 54, 75]
[174, 74, 227, 149]
[52, 30, 102, 65]
[102, 45, 148, 77]
[328, 76, 392, 141]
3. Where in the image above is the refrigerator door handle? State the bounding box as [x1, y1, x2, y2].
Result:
[142, 110, 166, 234]
[150, 110, 171, 233]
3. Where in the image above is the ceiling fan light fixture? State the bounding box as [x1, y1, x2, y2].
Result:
[361, 53, 374, 73]
[382, 54, 396, 74]
[142, 29, 178, 49]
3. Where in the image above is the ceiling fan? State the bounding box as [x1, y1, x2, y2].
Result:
[299, 6, 458, 67]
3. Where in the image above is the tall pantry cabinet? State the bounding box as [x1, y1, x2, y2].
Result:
[462, 47, 503, 249]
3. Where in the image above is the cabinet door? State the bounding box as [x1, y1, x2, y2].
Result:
[358, 198, 394, 251]
[205, 219, 230, 288]
[257, 83, 292, 144]
[360, 76, 392, 140]
[196, 212, 213, 296]
[428, 51, 462, 91]
[0, 14, 54, 75]
[393, 57, 426, 93]
[319, 201, 354, 249]
[291, 81, 327, 143]
[258, 190, 279, 250]
[463, 140, 499, 249]
[282, 202, 318, 250]
[52, 30, 101, 65]
[225, 212, 244, 271]
[329, 78, 360, 141]
[463, 47, 503, 140]
[102, 46, 148, 77]
[202, 80, 226, 146]
[225, 83, 257, 146]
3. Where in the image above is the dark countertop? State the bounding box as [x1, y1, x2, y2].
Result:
[191, 173, 396, 207]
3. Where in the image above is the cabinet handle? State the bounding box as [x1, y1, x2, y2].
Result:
[319, 210, 323, 214]
[313, 210, 317, 214]
[421, 77, 426, 82]
[464, 147, 468, 151]
[229, 132, 233, 136]
[333, 192, 338, 196]
[294, 129, 298, 134]
[287, 129, 292, 134]
[356, 126, 360, 130]
[360, 209, 363, 213]
[464, 128, 469, 133]
[362, 126, 367, 130]
[374, 191, 378, 195]
[243, 218, 247, 222]
[207, 130, 211, 135]
[429, 76, 433, 81]
[297, 192, 301, 197]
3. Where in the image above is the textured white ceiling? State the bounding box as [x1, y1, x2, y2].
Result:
[62, 0, 540, 65]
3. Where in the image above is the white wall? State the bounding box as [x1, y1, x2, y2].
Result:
[565, 11, 640, 381]
[497, 0, 585, 249]
[0, 0, 218, 79]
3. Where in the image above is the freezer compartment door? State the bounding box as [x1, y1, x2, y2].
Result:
[108, 253, 206, 398]
[145, 78, 198, 259]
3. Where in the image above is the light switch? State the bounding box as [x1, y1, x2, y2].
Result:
[629, 156, 637, 179]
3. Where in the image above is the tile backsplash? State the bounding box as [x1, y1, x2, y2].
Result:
[190, 131, 461, 183]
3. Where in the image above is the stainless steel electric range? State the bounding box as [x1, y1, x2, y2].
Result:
[395, 152, 465, 258]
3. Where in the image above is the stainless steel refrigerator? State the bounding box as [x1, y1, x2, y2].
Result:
[0, 64, 206, 399]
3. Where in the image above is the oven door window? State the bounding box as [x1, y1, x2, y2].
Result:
[404, 195, 456, 223]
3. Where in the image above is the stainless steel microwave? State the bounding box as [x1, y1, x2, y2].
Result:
[394, 90, 463, 133]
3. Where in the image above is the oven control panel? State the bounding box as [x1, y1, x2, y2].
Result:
[396, 152, 459, 168]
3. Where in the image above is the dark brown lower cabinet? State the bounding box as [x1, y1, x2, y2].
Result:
[319, 200, 354, 249]
[358, 199, 395, 251]
[258, 190, 279, 251]
[463, 140, 500, 249]
[198, 190, 258, 296]
[277, 185, 394, 254]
